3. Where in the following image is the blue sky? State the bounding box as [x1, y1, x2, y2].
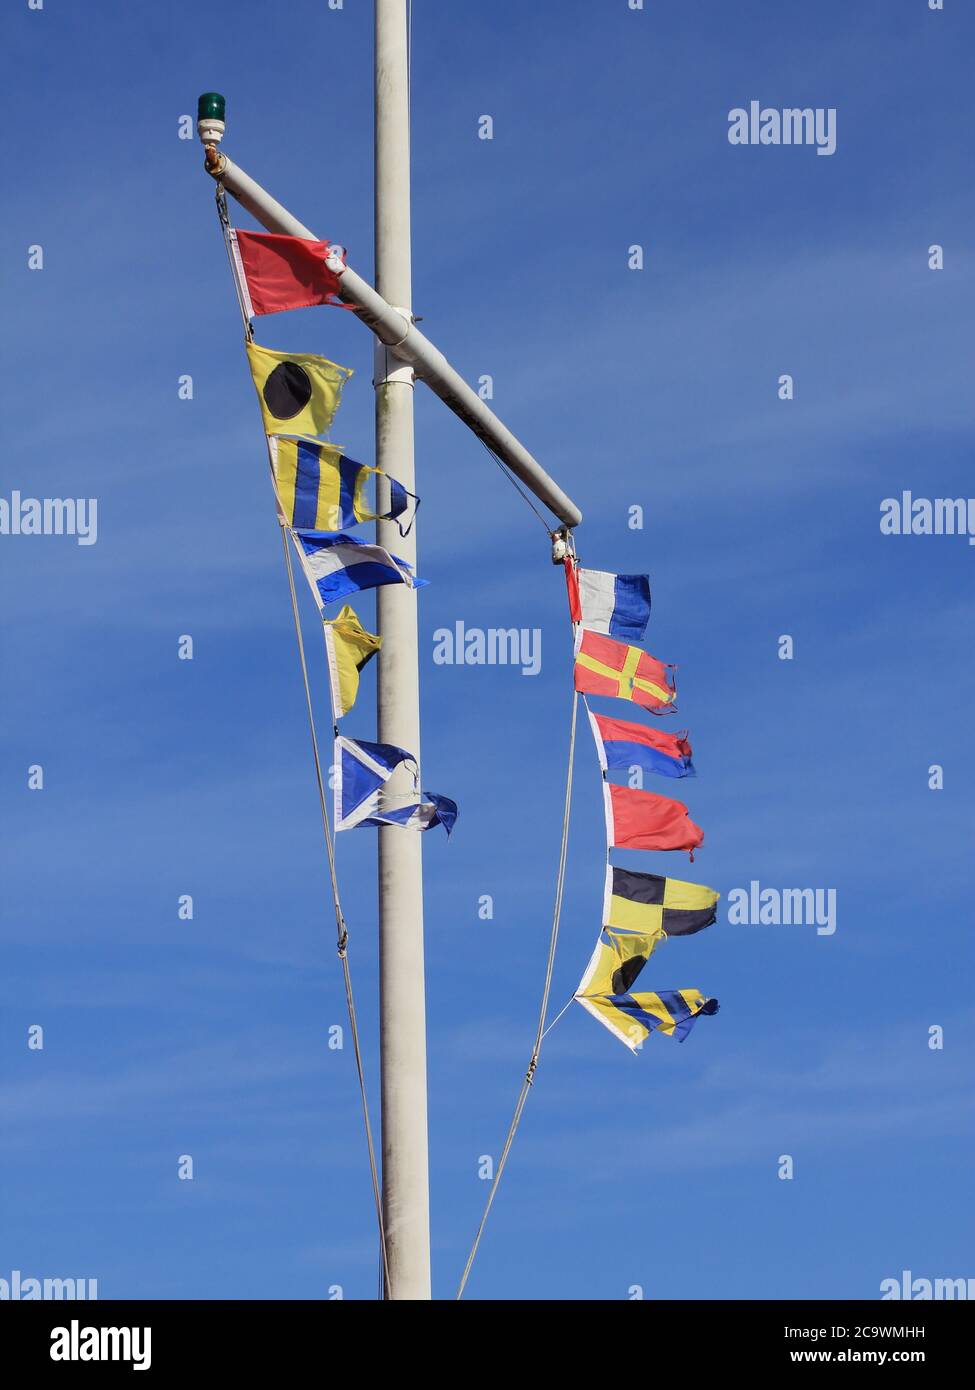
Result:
[2, 0, 973, 1300]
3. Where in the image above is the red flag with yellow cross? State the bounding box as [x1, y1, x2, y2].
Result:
[572, 628, 676, 714]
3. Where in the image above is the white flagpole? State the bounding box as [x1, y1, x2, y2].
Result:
[372, 0, 430, 1300]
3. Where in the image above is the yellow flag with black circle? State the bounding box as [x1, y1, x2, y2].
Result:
[245, 340, 353, 437]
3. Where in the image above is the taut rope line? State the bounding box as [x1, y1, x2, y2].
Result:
[456, 684, 579, 1299]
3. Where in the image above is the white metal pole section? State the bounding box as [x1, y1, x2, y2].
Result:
[372, 0, 430, 1301]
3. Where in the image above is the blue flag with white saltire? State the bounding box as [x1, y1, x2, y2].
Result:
[334, 736, 457, 834]
[293, 530, 428, 608]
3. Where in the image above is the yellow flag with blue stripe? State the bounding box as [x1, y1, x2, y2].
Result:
[269, 436, 416, 534]
[577, 986, 718, 1052]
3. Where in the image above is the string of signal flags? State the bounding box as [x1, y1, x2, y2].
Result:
[215, 206, 720, 1058]
[213, 203, 466, 1290]
[222, 212, 458, 834]
[457, 493, 721, 1292]
[564, 561, 720, 1053]
[208, 178, 723, 1302]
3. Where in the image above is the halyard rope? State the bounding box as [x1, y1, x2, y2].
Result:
[279, 529, 390, 1297]
[478, 436, 554, 535]
[455, 685, 579, 1299]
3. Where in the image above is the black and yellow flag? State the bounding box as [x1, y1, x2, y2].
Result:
[573, 868, 720, 1053]
[574, 919, 718, 1051]
[246, 340, 353, 437]
[603, 866, 719, 938]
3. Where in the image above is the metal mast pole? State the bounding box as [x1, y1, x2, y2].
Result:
[373, 0, 430, 1300]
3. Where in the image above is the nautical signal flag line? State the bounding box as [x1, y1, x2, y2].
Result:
[215, 198, 460, 1298]
[220, 208, 455, 839]
[564, 553, 719, 1054]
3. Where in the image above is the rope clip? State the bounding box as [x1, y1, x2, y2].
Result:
[551, 526, 575, 565]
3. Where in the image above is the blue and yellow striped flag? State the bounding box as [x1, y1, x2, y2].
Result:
[269, 437, 416, 535]
[577, 987, 718, 1052]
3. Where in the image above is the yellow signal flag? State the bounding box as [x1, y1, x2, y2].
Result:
[245, 340, 353, 438]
